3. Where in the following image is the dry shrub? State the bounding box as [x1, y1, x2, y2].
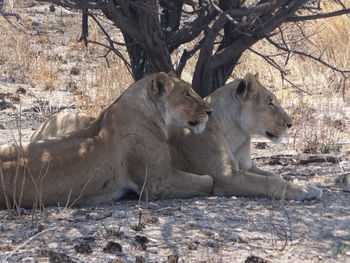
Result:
[0, 16, 34, 83]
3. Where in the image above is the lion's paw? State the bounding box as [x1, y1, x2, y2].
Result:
[298, 185, 323, 201]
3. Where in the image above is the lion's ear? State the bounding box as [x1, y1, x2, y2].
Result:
[236, 73, 258, 100]
[150, 72, 174, 99]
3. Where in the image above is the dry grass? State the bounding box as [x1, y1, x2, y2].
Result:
[0, 0, 349, 153]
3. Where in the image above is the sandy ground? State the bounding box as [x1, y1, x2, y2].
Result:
[0, 3, 350, 263]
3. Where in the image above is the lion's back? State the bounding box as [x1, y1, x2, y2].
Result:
[30, 112, 94, 141]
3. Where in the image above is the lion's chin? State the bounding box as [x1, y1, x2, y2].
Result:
[265, 130, 286, 143]
[189, 118, 208, 134]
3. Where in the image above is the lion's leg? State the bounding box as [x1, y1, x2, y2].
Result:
[213, 170, 322, 201]
[147, 168, 213, 199]
[247, 165, 282, 178]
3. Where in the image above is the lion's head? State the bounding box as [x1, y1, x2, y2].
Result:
[149, 72, 212, 134]
[236, 73, 293, 142]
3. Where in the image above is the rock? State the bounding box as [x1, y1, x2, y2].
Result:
[255, 142, 268, 149]
[16, 86, 27, 94]
[0, 99, 14, 110]
[135, 235, 148, 250]
[103, 241, 123, 254]
[70, 67, 80, 75]
[135, 256, 145, 263]
[244, 255, 270, 263]
[74, 242, 93, 254]
[37, 249, 75, 263]
[49, 4, 56, 12]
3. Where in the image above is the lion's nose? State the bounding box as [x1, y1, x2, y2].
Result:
[287, 123, 293, 128]
[205, 110, 212, 116]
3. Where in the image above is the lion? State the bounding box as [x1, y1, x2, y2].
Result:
[29, 73, 322, 201]
[168, 73, 322, 200]
[0, 72, 214, 208]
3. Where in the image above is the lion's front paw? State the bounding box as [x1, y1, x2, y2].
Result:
[296, 185, 322, 201]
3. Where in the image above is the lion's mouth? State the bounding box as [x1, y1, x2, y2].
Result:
[188, 120, 199, 127]
[265, 131, 276, 140]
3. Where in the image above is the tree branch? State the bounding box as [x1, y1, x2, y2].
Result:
[267, 38, 350, 74]
[209, 0, 307, 71]
[287, 8, 350, 22]
[167, 7, 217, 52]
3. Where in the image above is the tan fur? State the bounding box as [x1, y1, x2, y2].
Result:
[30, 112, 94, 141]
[168, 73, 322, 200]
[27, 73, 322, 201]
[0, 73, 213, 208]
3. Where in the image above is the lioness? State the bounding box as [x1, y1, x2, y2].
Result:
[29, 73, 322, 201]
[168, 73, 321, 200]
[0, 72, 213, 208]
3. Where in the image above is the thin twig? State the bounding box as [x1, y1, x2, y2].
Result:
[267, 38, 350, 74]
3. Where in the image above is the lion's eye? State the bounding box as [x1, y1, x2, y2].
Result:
[186, 91, 191, 97]
[269, 99, 274, 106]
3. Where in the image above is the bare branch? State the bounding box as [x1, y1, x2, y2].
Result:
[209, 0, 308, 71]
[176, 44, 201, 77]
[287, 8, 350, 22]
[77, 9, 89, 46]
[167, 7, 217, 51]
[267, 38, 350, 74]
[248, 48, 286, 74]
[88, 13, 132, 76]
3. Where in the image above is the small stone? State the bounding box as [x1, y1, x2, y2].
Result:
[207, 240, 219, 249]
[49, 4, 55, 12]
[0, 99, 14, 110]
[255, 142, 267, 149]
[135, 235, 148, 249]
[70, 67, 80, 75]
[244, 255, 270, 263]
[103, 241, 123, 254]
[135, 256, 145, 263]
[74, 242, 93, 254]
[16, 86, 27, 94]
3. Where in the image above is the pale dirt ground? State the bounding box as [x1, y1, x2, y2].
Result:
[0, 3, 350, 263]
